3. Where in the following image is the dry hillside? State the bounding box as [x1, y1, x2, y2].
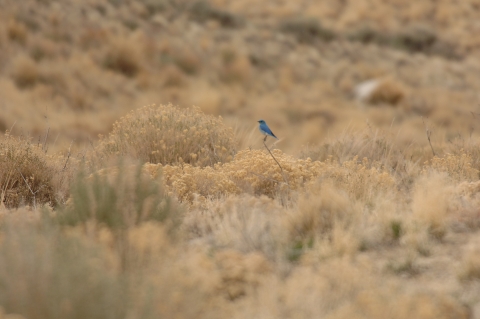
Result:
[0, 0, 480, 152]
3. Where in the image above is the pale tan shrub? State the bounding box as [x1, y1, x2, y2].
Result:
[287, 182, 363, 259]
[301, 130, 418, 190]
[450, 180, 480, 229]
[355, 193, 406, 248]
[329, 290, 469, 319]
[446, 136, 480, 172]
[7, 19, 27, 44]
[223, 149, 326, 197]
[103, 38, 141, 77]
[458, 239, 480, 280]
[10, 55, 39, 88]
[411, 172, 453, 239]
[96, 104, 236, 167]
[161, 149, 327, 201]
[29, 37, 57, 61]
[182, 195, 287, 258]
[173, 49, 201, 75]
[212, 249, 272, 300]
[289, 182, 357, 241]
[220, 53, 252, 83]
[293, 183, 410, 255]
[161, 149, 395, 206]
[162, 64, 186, 87]
[234, 257, 469, 319]
[301, 131, 400, 164]
[423, 153, 478, 182]
[326, 156, 396, 203]
[162, 164, 240, 202]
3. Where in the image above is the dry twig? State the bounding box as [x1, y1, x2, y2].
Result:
[422, 117, 436, 156]
[262, 139, 290, 188]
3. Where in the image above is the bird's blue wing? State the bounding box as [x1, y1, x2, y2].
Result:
[260, 123, 273, 135]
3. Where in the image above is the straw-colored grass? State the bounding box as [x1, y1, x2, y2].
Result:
[0, 132, 72, 208]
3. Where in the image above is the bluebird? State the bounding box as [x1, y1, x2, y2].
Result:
[258, 120, 278, 141]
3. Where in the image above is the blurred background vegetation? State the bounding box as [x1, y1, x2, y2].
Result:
[1, 0, 480, 154]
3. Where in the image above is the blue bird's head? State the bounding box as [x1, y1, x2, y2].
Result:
[258, 120, 265, 124]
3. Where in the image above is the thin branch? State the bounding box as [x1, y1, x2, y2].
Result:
[52, 133, 60, 150]
[8, 120, 17, 134]
[63, 140, 74, 171]
[262, 137, 290, 188]
[42, 127, 50, 153]
[16, 168, 39, 210]
[422, 117, 436, 157]
[57, 140, 75, 194]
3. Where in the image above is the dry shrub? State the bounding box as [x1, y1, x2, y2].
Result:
[161, 149, 395, 205]
[215, 149, 319, 197]
[411, 173, 453, 239]
[451, 181, 480, 229]
[162, 164, 240, 202]
[391, 24, 437, 54]
[325, 156, 396, 203]
[347, 24, 460, 59]
[234, 257, 469, 319]
[10, 55, 39, 88]
[301, 130, 408, 169]
[423, 153, 479, 182]
[0, 211, 211, 319]
[301, 130, 419, 190]
[347, 24, 384, 44]
[183, 195, 287, 258]
[163, 64, 186, 87]
[29, 37, 57, 61]
[287, 181, 361, 258]
[329, 289, 469, 319]
[162, 149, 326, 201]
[173, 50, 201, 75]
[279, 17, 335, 44]
[212, 249, 272, 300]
[458, 239, 480, 280]
[78, 27, 109, 50]
[288, 178, 399, 257]
[0, 132, 68, 208]
[367, 78, 406, 105]
[0, 213, 131, 319]
[220, 54, 252, 83]
[446, 137, 480, 172]
[96, 104, 236, 166]
[103, 38, 141, 77]
[7, 19, 27, 44]
[189, 1, 244, 28]
[291, 182, 356, 239]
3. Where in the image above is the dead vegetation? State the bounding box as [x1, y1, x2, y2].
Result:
[0, 104, 480, 317]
